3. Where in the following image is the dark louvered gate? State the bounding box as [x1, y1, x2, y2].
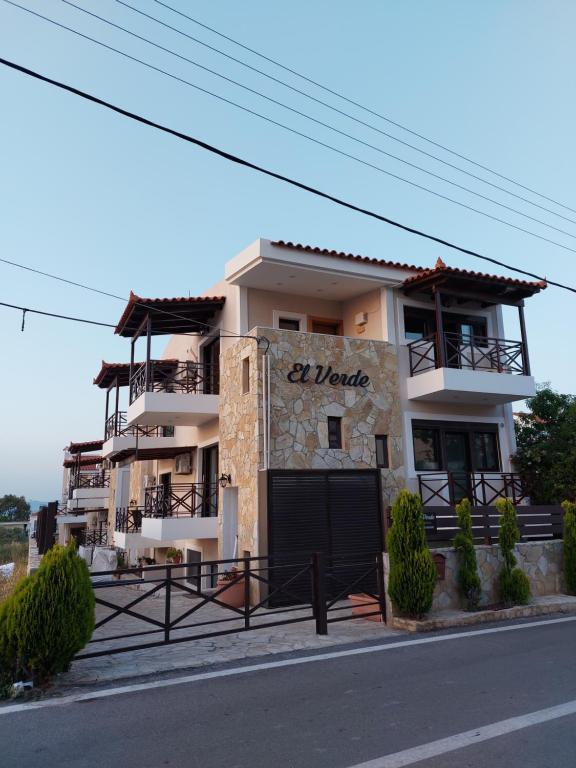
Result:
[267, 470, 383, 606]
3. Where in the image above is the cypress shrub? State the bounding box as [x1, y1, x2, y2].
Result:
[496, 498, 530, 606]
[1, 542, 95, 685]
[388, 490, 437, 619]
[453, 498, 481, 610]
[561, 501, 576, 595]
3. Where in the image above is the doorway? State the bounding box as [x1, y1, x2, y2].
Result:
[202, 338, 220, 394]
[444, 431, 472, 502]
[185, 549, 202, 588]
[310, 317, 342, 336]
[201, 445, 219, 517]
[159, 472, 171, 517]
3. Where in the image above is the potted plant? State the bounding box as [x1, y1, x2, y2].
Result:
[165, 547, 183, 565]
[216, 566, 245, 609]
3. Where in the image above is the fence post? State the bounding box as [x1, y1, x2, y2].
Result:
[376, 551, 387, 624]
[483, 506, 492, 545]
[311, 552, 328, 635]
[164, 565, 171, 644]
[244, 558, 251, 630]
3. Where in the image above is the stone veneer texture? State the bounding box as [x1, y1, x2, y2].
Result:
[431, 540, 564, 611]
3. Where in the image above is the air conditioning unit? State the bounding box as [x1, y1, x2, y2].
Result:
[144, 475, 156, 487]
[175, 452, 193, 475]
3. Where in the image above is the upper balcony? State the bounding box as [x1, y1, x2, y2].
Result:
[406, 332, 536, 404]
[67, 470, 110, 511]
[127, 360, 219, 427]
[102, 410, 180, 460]
[139, 482, 219, 541]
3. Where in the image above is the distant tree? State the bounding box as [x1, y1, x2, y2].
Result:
[514, 386, 576, 504]
[0, 496, 30, 522]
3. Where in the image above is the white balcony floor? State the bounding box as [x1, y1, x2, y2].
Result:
[127, 391, 219, 427]
[406, 367, 536, 404]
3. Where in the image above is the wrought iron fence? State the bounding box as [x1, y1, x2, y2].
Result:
[143, 482, 219, 518]
[115, 506, 143, 533]
[80, 528, 108, 547]
[417, 471, 527, 507]
[129, 360, 219, 403]
[70, 470, 110, 493]
[76, 553, 386, 659]
[408, 332, 528, 376]
[105, 411, 171, 440]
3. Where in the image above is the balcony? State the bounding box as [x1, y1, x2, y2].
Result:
[102, 412, 180, 459]
[140, 483, 219, 541]
[79, 528, 108, 547]
[406, 332, 536, 404]
[127, 361, 219, 427]
[113, 506, 159, 548]
[67, 470, 110, 511]
[417, 471, 527, 507]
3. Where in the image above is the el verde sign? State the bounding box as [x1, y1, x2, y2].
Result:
[287, 363, 370, 388]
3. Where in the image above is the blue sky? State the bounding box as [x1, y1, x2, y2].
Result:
[0, 0, 574, 500]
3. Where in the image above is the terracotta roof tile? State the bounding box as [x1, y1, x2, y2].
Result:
[271, 240, 423, 272]
[402, 263, 547, 290]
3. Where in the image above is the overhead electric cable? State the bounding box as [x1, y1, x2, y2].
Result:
[0, 300, 115, 327]
[0, 55, 574, 295]
[56, 0, 576, 238]
[151, 0, 576, 217]
[5, 1, 576, 250]
[105, 0, 576, 228]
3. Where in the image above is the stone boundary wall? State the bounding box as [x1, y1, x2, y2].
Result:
[431, 540, 564, 611]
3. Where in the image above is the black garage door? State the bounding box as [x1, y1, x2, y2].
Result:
[267, 470, 383, 605]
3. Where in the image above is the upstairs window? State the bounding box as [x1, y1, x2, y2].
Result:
[242, 357, 250, 394]
[375, 435, 389, 468]
[327, 417, 342, 449]
[278, 317, 301, 331]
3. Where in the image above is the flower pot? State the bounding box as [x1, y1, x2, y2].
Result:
[216, 576, 246, 608]
[348, 593, 384, 622]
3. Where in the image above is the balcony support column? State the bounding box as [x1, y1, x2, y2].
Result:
[433, 288, 446, 368]
[518, 303, 531, 376]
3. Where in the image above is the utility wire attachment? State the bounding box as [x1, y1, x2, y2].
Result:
[21, 308, 27, 331]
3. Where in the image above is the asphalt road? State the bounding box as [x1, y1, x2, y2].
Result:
[2, 616, 576, 768]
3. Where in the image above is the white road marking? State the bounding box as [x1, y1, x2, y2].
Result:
[345, 698, 576, 768]
[1, 614, 575, 716]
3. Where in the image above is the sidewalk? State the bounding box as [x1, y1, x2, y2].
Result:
[60, 586, 399, 689]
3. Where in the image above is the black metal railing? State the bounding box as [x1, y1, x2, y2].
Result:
[408, 332, 528, 376]
[143, 482, 219, 518]
[115, 506, 143, 534]
[417, 471, 527, 507]
[105, 412, 173, 440]
[69, 470, 110, 493]
[129, 360, 220, 403]
[79, 528, 108, 547]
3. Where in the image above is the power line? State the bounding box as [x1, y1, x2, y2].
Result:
[6, 2, 576, 254]
[1, 55, 575, 296]
[152, 0, 576, 218]
[108, 0, 576, 228]
[0, 300, 115, 327]
[54, 0, 576, 241]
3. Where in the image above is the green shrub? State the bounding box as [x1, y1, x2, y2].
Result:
[453, 498, 481, 610]
[0, 542, 95, 686]
[561, 501, 576, 595]
[496, 498, 530, 606]
[388, 490, 437, 619]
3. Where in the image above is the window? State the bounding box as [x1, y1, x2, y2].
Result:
[375, 435, 389, 468]
[404, 307, 435, 341]
[161, 425, 175, 438]
[472, 432, 500, 471]
[327, 417, 342, 449]
[278, 317, 301, 331]
[413, 428, 442, 471]
[242, 357, 250, 394]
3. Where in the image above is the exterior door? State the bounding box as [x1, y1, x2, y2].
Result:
[202, 338, 220, 394]
[185, 549, 202, 588]
[444, 431, 471, 502]
[310, 317, 342, 335]
[201, 445, 219, 517]
[159, 472, 171, 517]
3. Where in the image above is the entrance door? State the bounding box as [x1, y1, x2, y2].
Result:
[159, 472, 171, 517]
[201, 445, 219, 517]
[202, 338, 220, 394]
[310, 317, 342, 335]
[444, 431, 471, 503]
[186, 549, 202, 588]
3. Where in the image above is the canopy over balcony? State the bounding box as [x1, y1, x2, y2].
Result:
[93, 359, 179, 388]
[114, 292, 225, 337]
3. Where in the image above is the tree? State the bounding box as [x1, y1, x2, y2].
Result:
[514, 386, 576, 504]
[561, 501, 576, 595]
[496, 498, 530, 607]
[387, 490, 437, 619]
[0, 495, 30, 522]
[453, 498, 481, 610]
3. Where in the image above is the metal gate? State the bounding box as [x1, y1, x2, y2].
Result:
[267, 470, 383, 605]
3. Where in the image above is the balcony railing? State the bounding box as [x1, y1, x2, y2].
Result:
[129, 361, 219, 404]
[79, 529, 108, 547]
[105, 412, 174, 440]
[143, 482, 219, 519]
[69, 470, 110, 494]
[115, 506, 143, 534]
[417, 471, 528, 507]
[408, 332, 529, 377]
